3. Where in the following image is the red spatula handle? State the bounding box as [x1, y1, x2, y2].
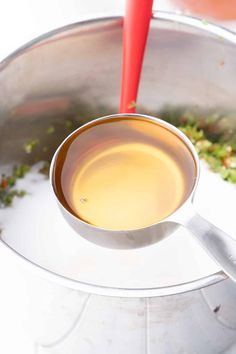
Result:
[119, 0, 153, 113]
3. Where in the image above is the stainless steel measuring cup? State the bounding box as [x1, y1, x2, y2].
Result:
[50, 113, 236, 282]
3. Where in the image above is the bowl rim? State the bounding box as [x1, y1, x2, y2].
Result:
[1, 11, 235, 297]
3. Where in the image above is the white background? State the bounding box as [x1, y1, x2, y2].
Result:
[0, 1, 236, 353]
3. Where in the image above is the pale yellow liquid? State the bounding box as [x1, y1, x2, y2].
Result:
[71, 143, 184, 229]
[54, 117, 196, 230]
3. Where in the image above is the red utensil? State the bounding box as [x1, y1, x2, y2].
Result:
[119, 0, 153, 113]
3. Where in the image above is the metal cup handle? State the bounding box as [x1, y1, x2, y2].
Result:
[180, 206, 236, 282]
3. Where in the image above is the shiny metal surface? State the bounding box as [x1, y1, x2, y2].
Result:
[50, 113, 199, 249]
[51, 112, 236, 284]
[25, 273, 236, 354]
[185, 210, 236, 284]
[1, 12, 236, 354]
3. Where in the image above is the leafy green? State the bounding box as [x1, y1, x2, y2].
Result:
[202, 19, 209, 25]
[0, 164, 30, 207]
[128, 101, 137, 109]
[65, 120, 73, 129]
[163, 110, 236, 184]
[46, 125, 55, 135]
[23, 138, 39, 154]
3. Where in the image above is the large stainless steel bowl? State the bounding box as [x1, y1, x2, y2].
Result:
[1, 12, 236, 354]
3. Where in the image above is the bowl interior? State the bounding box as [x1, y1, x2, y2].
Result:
[0, 14, 236, 295]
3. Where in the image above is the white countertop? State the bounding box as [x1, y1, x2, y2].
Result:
[0, 1, 236, 353]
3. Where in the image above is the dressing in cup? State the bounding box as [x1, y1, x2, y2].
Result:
[50, 113, 236, 282]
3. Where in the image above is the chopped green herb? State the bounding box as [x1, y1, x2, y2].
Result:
[160, 108, 236, 184]
[23, 138, 39, 154]
[202, 19, 209, 25]
[65, 120, 73, 128]
[128, 101, 137, 109]
[195, 139, 212, 154]
[0, 164, 30, 207]
[3, 190, 26, 207]
[223, 156, 236, 169]
[46, 125, 55, 135]
[13, 164, 30, 178]
[179, 125, 204, 143]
